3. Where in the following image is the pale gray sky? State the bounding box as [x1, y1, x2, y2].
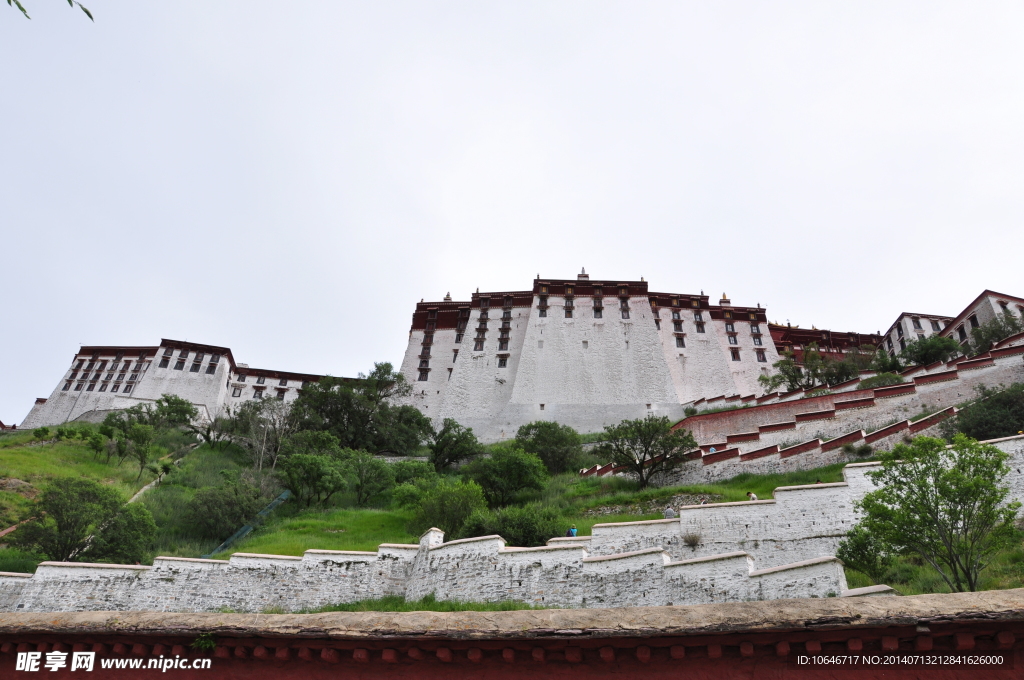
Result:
[2, 2, 1022, 424]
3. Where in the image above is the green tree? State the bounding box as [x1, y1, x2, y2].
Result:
[462, 445, 547, 507]
[11, 478, 155, 563]
[596, 416, 697, 489]
[856, 434, 1020, 592]
[515, 421, 584, 474]
[872, 348, 904, 374]
[289, 364, 432, 455]
[276, 454, 348, 508]
[7, 0, 92, 21]
[964, 311, 1024, 356]
[340, 449, 396, 506]
[836, 524, 895, 584]
[126, 422, 155, 481]
[758, 348, 812, 393]
[900, 335, 961, 366]
[33, 427, 51, 441]
[82, 502, 158, 564]
[428, 418, 482, 472]
[408, 478, 487, 536]
[184, 477, 267, 540]
[941, 384, 1024, 442]
[151, 394, 199, 429]
[459, 504, 565, 547]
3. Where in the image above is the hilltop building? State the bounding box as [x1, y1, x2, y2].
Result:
[19, 339, 325, 429]
[399, 271, 794, 441]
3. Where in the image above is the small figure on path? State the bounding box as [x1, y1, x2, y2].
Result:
[565, 525, 578, 537]
[663, 507, 677, 519]
[746, 491, 758, 501]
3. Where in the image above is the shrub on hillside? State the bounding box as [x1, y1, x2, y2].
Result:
[391, 460, 437, 486]
[515, 421, 585, 474]
[277, 453, 348, 507]
[462, 445, 547, 507]
[408, 478, 487, 537]
[184, 478, 267, 540]
[857, 373, 904, 390]
[10, 478, 155, 563]
[964, 311, 1024, 356]
[458, 504, 565, 547]
[941, 384, 1024, 442]
[339, 449, 395, 506]
[32, 427, 50, 441]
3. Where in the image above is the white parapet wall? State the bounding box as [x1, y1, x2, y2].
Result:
[0, 529, 847, 613]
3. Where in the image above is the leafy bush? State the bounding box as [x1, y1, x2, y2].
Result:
[964, 311, 1024, 355]
[515, 421, 584, 474]
[32, 427, 50, 441]
[858, 373, 904, 390]
[683, 406, 698, 417]
[941, 384, 1024, 441]
[277, 454, 348, 507]
[459, 504, 565, 547]
[10, 478, 155, 563]
[391, 460, 437, 486]
[836, 525, 894, 583]
[899, 335, 961, 366]
[841, 443, 874, 457]
[183, 478, 267, 540]
[408, 478, 487, 536]
[462, 445, 547, 507]
[340, 449, 395, 506]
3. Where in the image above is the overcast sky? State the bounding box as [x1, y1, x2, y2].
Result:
[2, 2, 1022, 424]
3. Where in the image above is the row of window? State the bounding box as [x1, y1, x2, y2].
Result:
[63, 381, 134, 393]
[230, 386, 288, 400]
[69, 359, 143, 379]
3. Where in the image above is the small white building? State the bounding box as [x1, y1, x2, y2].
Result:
[20, 339, 325, 429]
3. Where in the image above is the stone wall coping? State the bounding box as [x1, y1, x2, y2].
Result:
[773, 482, 848, 493]
[842, 584, 898, 597]
[666, 551, 750, 566]
[0, 571, 33, 578]
[304, 549, 378, 556]
[430, 534, 505, 549]
[546, 536, 592, 543]
[979, 433, 1024, 445]
[677, 499, 777, 511]
[844, 461, 882, 469]
[4, 590, 1022, 639]
[591, 517, 679, 528]
[153, 556, 227, 565]
[37, 562, 152, 571]
[376, 544, 421, 550]
[582, 547, 668, 563]
[500, 544, 589, 554]
[229, 553, 303, 562]
[749, 556, 840, 576]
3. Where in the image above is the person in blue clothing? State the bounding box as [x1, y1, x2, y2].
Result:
[565, 525, 578, 537]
